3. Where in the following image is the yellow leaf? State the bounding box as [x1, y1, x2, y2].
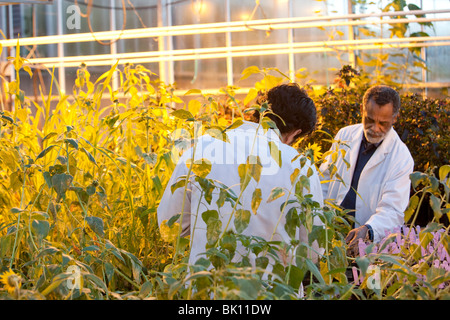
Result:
[240, 66, 261, 81]
[171, 95, 184, 104]
[251, 188, 262, 215]
[160, 219, 180, 243]
[255, 74, 283, 91]
[243, 88, 258, 106]
[23, 65, 33, 78]
[188, 99, 202, 116]
[184, 89, 202, 95]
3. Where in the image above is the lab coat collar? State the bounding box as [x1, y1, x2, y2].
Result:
[346, 124, 397, 171]
[231, 120, 282, 143]
[350, 124, 397, 171]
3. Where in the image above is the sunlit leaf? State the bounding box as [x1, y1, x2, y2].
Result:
[187, 158, 212, 178]
[268, 141, 282, 168]
[404, 194, 419, 223]
[439, 165, 450, 181]
[267, 187, 285, 203]
[171, 109, 194, 120]
[240, 66, 260, 80]
[251, 188, 262, 215]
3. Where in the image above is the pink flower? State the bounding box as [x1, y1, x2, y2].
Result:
[352, 266, 360, 285]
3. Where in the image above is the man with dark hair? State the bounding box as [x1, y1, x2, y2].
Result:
[320, 85, 414, 256]
[158, 83, 323, 269]
[263, 83, 317, 143]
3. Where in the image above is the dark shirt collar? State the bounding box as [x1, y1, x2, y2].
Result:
[361, 133, 382, 154]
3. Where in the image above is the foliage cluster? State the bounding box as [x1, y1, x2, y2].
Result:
[299, 65, 450, 174]
[0, 44, 449, 300]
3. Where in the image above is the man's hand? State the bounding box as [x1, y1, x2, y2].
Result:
[345, 225, 369, 257]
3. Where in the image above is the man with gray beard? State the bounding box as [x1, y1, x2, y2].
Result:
[319, 85, 414, 256]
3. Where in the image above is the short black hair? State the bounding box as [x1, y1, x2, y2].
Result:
[363, 85, 400, 115]
[257, 83, 317, 138]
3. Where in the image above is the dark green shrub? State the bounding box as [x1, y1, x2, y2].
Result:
[395, 94, 450, 173]
[300, 66, 450, 173]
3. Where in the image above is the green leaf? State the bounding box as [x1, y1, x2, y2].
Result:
[10, 207, 24, 214]
[1, 114, 15, 125]
[31, 219, 50, 239]
[206, 218, 222, 246]
[36, 246, 60, 259]
[421, 221, 443, 234]
[255, 256, 269, 270]
[36, 145, 57, 161]
[51, 173, 74, 201]
[288, 265, 305, 290]
[221, 232, 237, 255]
[355, 256, 370, 275]
[196, 177, 214, 204]
[82, 245, 100, 252]
[410, 171, 429, 190]
[261, 117, 278, 131]
[285, 207, 299, 238]
[167, 213, 181, 228]
[40, 273, 72, 296]
[267, 187, 285, 203]
[139, 281, 153, 299]
[305, 258, 325, 285]
[202, 210, 219, 224]
[408, 3, 425, 17]
[81, 147, 98, 166]
[234, 209, 251, 233]
[251, 188, 262, 215]
[86, 185, 96, 196]
[85, 216, 105, 237]
[429, 194, 442, 220]
[295, 174, 311, 195]
[84, 273, 108, 292]
[65, 138, 79, 150]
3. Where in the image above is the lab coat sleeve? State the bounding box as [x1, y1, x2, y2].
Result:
[365, 154, 414, 242]
[157, 157, 192, 237]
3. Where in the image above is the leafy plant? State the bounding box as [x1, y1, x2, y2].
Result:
[0, 42, 448, 300]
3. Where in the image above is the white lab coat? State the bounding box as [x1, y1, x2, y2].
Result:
[319, 123, 414, 242]
[158, 121, 324, 267]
